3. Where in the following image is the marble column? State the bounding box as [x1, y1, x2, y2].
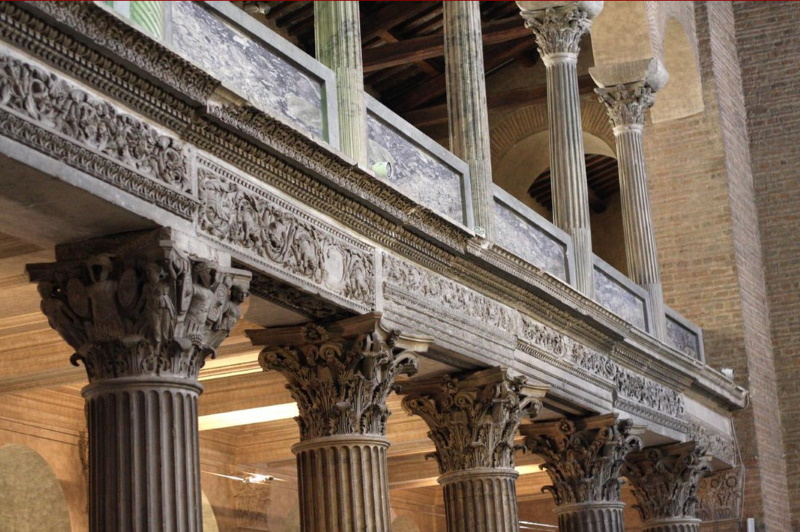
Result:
[27, 228, 251, 532]
[401, 368, 549, 532]
[315, 1, 368, 166]
[591, 58, 669, 340]
[623, 442, 712, 532]
[248, 313, 431, 532]
[517, 1, 603, 297]
[444, 1, 494, 238]
[522, 414, 642, 532]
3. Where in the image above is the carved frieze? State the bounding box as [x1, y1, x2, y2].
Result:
[197, 157, 375, 312]
[523, 415, 643, 506]
[696, 466, 743, 521]
[400, 368, 548, 474]
[383, 255, 517, 334]
[0, 51, 197, 218]
[623, 442, 712, 522]
[687, 422, 737, 465]
[249, 314, 430, 440]
[27, 229, 251, 382]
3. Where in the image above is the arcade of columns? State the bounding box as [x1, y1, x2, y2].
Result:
[26, 2, 715, 531]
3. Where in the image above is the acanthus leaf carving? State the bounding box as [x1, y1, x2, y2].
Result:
[251, 314, 428, 440]
[596, 83, 655, 129]
[29, 228, 251, 382]
[520, 4, 595, 58]
[400, 368, 548, 475]
[623, 442, 712, 522]
[523, 415, 642, 506]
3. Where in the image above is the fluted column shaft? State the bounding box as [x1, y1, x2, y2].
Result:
[440, 468, 520, 532]
[519, 3, 603, 297]
[444, 1, 494, 238]
[642, 518, 701, 532]
[315, 1, 368, 165]
[85, 378, 202, 532]
[556, 502, 625, 532]
[615, 123, 666, 339]
[293, 436, 391, 532]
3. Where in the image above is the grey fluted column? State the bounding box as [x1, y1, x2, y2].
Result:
[315, 1, 368, 165]
[444, 1, 494, 238]
[517, 2, 603, 297]
[248, 314, 431, 532]
[591, 59, 669, 340]
[27, 228, 251, 532]
[522, 414, 642, 532]
[401, 368, 549, 532]
[623, 442, 712, 532]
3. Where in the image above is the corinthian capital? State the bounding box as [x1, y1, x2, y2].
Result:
[248, 313, 431, 440]
[623, 442, 712, 522]
[400, 367, 549, 474]
[517, 2, 603, 58]
[591, 58, 669, 128]
[522, 414, 642, 505]
[27, 228, 251, 382]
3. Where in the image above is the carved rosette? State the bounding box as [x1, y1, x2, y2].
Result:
[523, 414, 642, 506]
[696, 466, 743, 521]
[401, 367, 548, 474]
[249, 313, 430, 440]
[519, 4, 596, 58]
[27, 228, 251, 383]
[596, 82, 656, 129]
[623, 443, 712, 524]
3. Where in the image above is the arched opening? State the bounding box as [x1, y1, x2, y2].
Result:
[0, 444, 71, 532]
[651, 18, 704, 123]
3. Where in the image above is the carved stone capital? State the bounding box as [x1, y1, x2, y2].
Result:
[623, 442, 712, 523]
[696, 466, 743, 521]
[517, 2, 603, 59]
[522, 414, 642, 506]
[595, 83, 655, 129]
[400, 367, 549, 474]
[248, 313, 431, 440]
[27, 228, 251, 382]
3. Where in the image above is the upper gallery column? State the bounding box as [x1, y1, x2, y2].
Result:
[517, 1, 603, 297]
[623, 442, 712, 532]
[444, 1, 494, 238]
[248, 314, 431, 532]
[401, 368, 549, 532]
[315, 1, 368, 165]
[591, 58, 669, 340]
[27, 228, 251, 532]
[522, 414, 642, 532]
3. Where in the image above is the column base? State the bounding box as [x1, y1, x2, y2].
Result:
[439, 468, 520, 532]
[292, 434, 391, 532]
[643, 517, 701, 532]
[555, 501, 625, 532]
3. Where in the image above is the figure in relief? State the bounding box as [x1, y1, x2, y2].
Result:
[141, 261, 176, 345]
[85, 254, 123, 341]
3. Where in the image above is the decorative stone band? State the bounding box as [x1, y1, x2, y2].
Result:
[438, 468, 520, 532]
[292, 435, 391, 532]
[248, 313, 431, 440]
[400, 367, 548, 474]
[522, 414, 642, 507]
[555, 501, 625, 532]
[623, 442, 712, 524]
[27, 228, 251, 383]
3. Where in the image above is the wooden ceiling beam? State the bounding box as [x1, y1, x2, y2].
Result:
[360, 2, 437, 44]
[362, 17, 531, 73]
[402, 74, 596, 128]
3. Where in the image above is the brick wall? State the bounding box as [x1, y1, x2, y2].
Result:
[644, 2, 790, 529]
[733, 2, 800, 529]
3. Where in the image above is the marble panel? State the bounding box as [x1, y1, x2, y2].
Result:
[666, 315, 701, 360]
[492, 200, 568, 281]
[171, 2, 325, 139]
[594, 266, 647, 330]
[366, 110, 466, 225]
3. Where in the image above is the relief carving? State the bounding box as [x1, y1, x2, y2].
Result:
[519, 4, 595, 57]
[28, 229, 251, 382]
[696, 466, 743, 521]
[401, 368, 548, 474]
[249, 314, 430, 440]
[687, 422, 737, 465]
[197, 160, 374, 311]
[523, 415, 642, 506]
[596, 83, 655, 129]
[623, 442, 712, 522]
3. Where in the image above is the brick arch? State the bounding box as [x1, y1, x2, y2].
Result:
[490, 99, 615, 165]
